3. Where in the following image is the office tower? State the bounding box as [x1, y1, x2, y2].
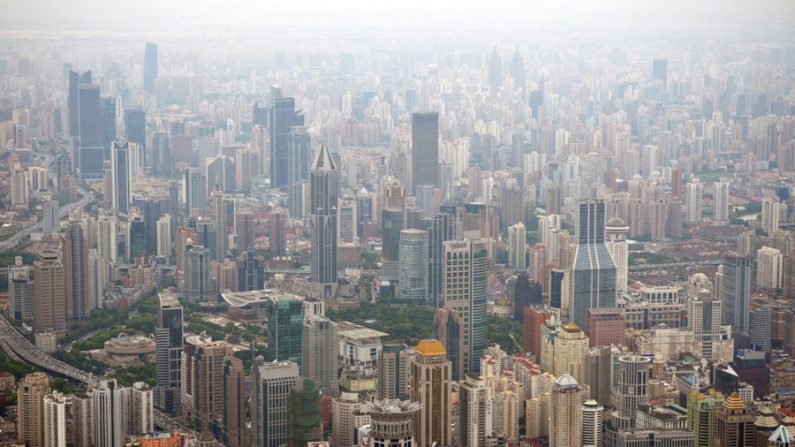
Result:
[443, 239, 488, 376]
[265, 295, 304, 370]
[78, 83, 104, 179]
[688, 289, 725, 361]
[410, 339, 452, 447]
[123, 382, 154, 438]
[511, 273, 542, 320]
[110, 141, 130, 214]
[63, 221, 89, 320]
[236, 211, 254, 252]
[433, 308, 465, 381]
[43, 392, 68, 447]
[522, 307, 550, 360]
[652, 58, 668, 87]
[762, 197, 781, 235]
[100, 97, 117, 157]
[722, 252, 752, 341]
[97, 213, 118, 264]
[8, 258, 34, 324]
[17, 372, 51, 447]
[287, 378, 322, 447]
[251, 359, 300, 447]
[92, 379, 125, 447]
[714, 181, 730, 223]
[612, 355, 651, 429]
[428, 207, 456, 307]
[585, 308, 625, 348]
[758, 246, 784, 290]
[269, 212, 287, 256]
[310, 143, 339, 300]
[33, 251, 66, 332]
[151, 131, 171, 175]
[359, 400, 420, 447]
[124, 108, 146, 164]
[687, 391, 724, 447]
[749, 305, 772, 351]
[194, 219, 218, 260]
[508, 222, 526, 270]
[68, 69, 91, 138]
[582, 399, 604, 447]
[270, 96, 305, 187]
[549, 268, 569, 311]
[381, 207, 404, 282]
[237, 250, 265, 292]
[549, 374, 583, 447]
[155, 293, 183, 413]
[331, 392, 366, 447]
[686, 178, 703, 223]
[182, 244, 216, 302]
[377, 343, 409, 400]
[411, 112, 439, 193]
[128, 216, 146, 263]
[210, 190, 226, 261]
[399, 229, 429, 302]
[185, 335, 233, 433]
[222, 356, 246, 447]
[571, 200, 617, 329]
[206, 155, 236, 194]
[143, 42, 158, 92]
[8, 169, 28, 208]
[184, 168, 208, 216]
[459, 376, 491, 447]
[511, 46, 525, 90]
[287, 126, 310, 187]
[545, 322, 589, 383]
[488, 46, 502, 90]
[43, 199, 59, 235]
[605, 217, 629, 294]
[156, 214, 172, 259]
[303, 314, 339, 396]
[715, 393, 756, 447]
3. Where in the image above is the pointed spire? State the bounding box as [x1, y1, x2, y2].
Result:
[311, 143, 336, 172]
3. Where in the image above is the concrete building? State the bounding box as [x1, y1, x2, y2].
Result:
[303, 314, 339, 396]
[508, 222, 527, 270]
[155, 292, 183, 413]
[605, 217, 629, 294]
[251, 359, 300, 447]
[714, 181, 730, 223]
[377, 343, 409, 401]
[758, 246, 784, 290]
[715, 393, 756, 447]
[549, 374, 583, 447]
[410, 340, 452, 447]
[43, 392, 69, 447]
[398, 229, 429, 302]
[17, 372, 51, 447]
[582, 399, 604, 447]
[459, 376, 492, 447]
[686, 177, 703, 223]
[33, 251, 67, 333]
[360, 399, 421, 447]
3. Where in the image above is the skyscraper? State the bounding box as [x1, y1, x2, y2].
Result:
[428, 210, 456, 307]
[251, 359, 300, 447]
[605, 217, 629, 294]
[183, 168, 208, 216]
[100, 97, 117, 158]
[127, 216, 146, 263]
[155, 292, 183, 413]
[377, 343, 409, 401]
[186, 335, 233, 434]
[310, 143, 338, 300]
[124, 107, 146, 166]
[222, 356, 246, 447]
[714, 181, 730, 223]
[43, 392, 69, 447]
[458, 376, 490, 447]
[68, 69, 91, 138]
[722, 252, 752, 341]
[331, 392, 367, 447]
[33, 251, 66, 332]
[688, 288, 725, 361]
[411, 112, 439, 193]
[206, 155, 236, 194]
[64, 221, 89, 320]
[715, 393, 756, 447]
[182, 243, 216, 302]
[398, 229, 429, 302]
[410, 339, 452, 447]
[549, 374, 583, 447]
[143, 42, 158, 92]
[443, 239, 488, 376]
[156, 214, 172, 259]
[270, 96, 305, 187]
[8, 258, 34, 324]
[652, 58, 668, 87]
[17, 372, 51, 447]
[302, 314, 339, 396]
[571, 200, 617, 329]
[687, 391, 724, 447]
[111, 140, 131, 214]
[488, 46, 502, 91]
[433, 308, 465, 381]
[287, 126, 311, 187]
[266, 295, 305, 370]
[508, 222, 526, 270]
[43, 199, 59, 235]
[582, 399, 604, 447]
[78, 83, 104, 179]
[92, 379, 125, 447]
[762, 197, 782, 235]
[611, 355, 651, 429]
[686, 178, 704, 223]
[359, 400, 420, 447]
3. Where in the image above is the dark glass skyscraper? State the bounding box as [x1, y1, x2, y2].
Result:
[722, 252, 752, 342]
[310, 143, 338, 299]
[652, 58, 668, 87]
[270, 96, 304, 188]
[411, 112, 439, 193]
[287, 126, 310, 186]
[78, 84, 103, 179]
[144, 42, 158, 92]
[111, 140, 130, 214]
[571, 200, 617, 329]
[64, 221, 89, 320]
[124, 107, 146, 165]
[155, 293, 182, 413]
[68, 69, 91, 138]
[100, 97, 117, 159]
[128, 216, 147, 263]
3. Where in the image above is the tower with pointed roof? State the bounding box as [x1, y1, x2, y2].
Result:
[715, 392, 756, 447]
[310, 143, 338, 300]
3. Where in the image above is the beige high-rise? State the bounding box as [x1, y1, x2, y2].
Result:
[33, 251, 67, 332]
[410, 339, 452, 447]
[549, 374, 583, 447]
[43, 392, 69, 447]
[17, 372, 51, 447]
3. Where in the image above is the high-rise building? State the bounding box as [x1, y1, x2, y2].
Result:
[687, 391, 724, 447]
[206, 155, 236, 194]
[757, 246, 784, 290]
[377, 342, 409, 401]
[269, 212, 287, 256]
[488, 46, 502, 91]
[331, 392, 367, 447]
[287, 378, 322, 447]
[251, 359, 300, 447]
[410, 340, 452, 447]
[33, 251, 66, 332]
[605, 217, 629, 294]
[749, 305, 772, 351]
[270, 96, 305, 187]
[123, 382, 154, 439]
[78, 83, 104, 179]
[266, 295, 304, 370]
[17, 372, 51, 447]
[155, 292, 183, 413]
[183, 168, 208, 216]
[549, 374, 583, 447]
[715, 393, 756, 447]
[433, 309, 465, 381]
[69, 393, 92, 447]
[184, 335, 233, 434]
[156, 214, 172, 259]
[359, 400, 420, 447]
[43, 199, 59, 235]
[127, 216, 147, 263]
[97, 213, 118, 264]
[182, 243, 216, 302]
[459, 376, 491, 447]
[222, 356, 246, 447]
[302, 314, 339, 396]
[428, 209, 456, 307]
[63, 221, 89, 321]
[762, 197, 781, 235]
[688, 289, 727, 361]
[582, 399, 604, 447]
[381, 207, 404, 282]
[144, 42, 158, 92]
[443, 239, 488, 376]
[543, 322, 589, 384]
[8, 258, 34, 324]
[399, 229, 429, 302]
[43, 392, 69, 447]
[310, 143, 338, 300]
[508, 222, 527, 270]
[611, 355, 651, 429]
[92, 379, 125, 447]
[722, 252, 752, 341]
[686, 178, 703, 223]
[287, 126, 311, 187]
[714, 181, 730, 223]
[571, 200, 617, 329]
[652, 58, 668, 87]
[585, 308, 625, 348]
[411, 112, 439, 193]
[124, 108, 146, 166]
[110, 140, 131, 214]
[68, 69, 91, 138]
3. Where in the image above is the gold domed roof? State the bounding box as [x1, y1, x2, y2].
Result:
[722, 392, 747, 411]
[416, 339, 447, 357]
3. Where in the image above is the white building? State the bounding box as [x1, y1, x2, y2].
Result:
[757, 246, 784, 290]
[508, 222, 527, 270]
